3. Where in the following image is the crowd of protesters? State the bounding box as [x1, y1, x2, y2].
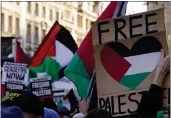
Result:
[1, 50, 170, 118]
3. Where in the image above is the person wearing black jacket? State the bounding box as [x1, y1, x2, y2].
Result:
[133, 50, 170, 118]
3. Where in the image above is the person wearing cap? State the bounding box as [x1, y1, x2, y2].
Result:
[44, 107, 59, 118]
[2, 90, 44, 118]
[43, 98, 58, 112]
[2, 106, 25, 118]
[56, 104, 70, 118]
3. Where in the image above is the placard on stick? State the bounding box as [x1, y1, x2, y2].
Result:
[92, 9, 170, 117]
[2, 62, 29, 94]
[2, 62, 29, 85]
[30, 77, 52, 97]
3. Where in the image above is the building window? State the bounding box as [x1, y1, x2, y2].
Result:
[42, 6, 46, 18]
[100, 6, 103, 13]
[56, 11, 59, 21]
[16, 18, 20, 35]
[35, 3, 39, 16]
[65, 9, 72, 22]
[42, 29, 46, 39]
[1, 13, 4, 32]
[34, 26, 39, 44]
[168, 34, 170, 40]
[16, 2, 19, 5]
[88, 3, 93, 12]
[86, 19, 89, 30]
[77, 37, 82, 46]
[93, 4, 96, 13]
[27, 24, 31, 43]
[8, 15, 12, 33]
[49, 9, 53, 21]
[27, 2, 31, 13]
[77, 15, 83, 28]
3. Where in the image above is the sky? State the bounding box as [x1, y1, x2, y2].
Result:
[104, 2, 147, 15]
[126, 2, 147, 15]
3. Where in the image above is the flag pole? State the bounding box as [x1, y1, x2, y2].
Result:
[87, 70, 96, 104]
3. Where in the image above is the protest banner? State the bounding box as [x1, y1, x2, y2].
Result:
[30, 77, 52, 97]
[2, 62, 29, 84]
[2, 62, 29, 94]
[92, 8, 170, 117]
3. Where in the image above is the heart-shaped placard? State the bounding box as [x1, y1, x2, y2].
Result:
[100, 36, 162, 90]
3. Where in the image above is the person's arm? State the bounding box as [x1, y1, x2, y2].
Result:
[136, 84, 163, 117]
[136, 49, 170, 117]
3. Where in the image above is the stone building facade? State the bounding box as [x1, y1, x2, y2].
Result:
[1, 2, 105, 56]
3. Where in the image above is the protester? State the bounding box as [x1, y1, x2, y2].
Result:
[43, 98, 58, 112]
[44, 107, 59, 118]
[56, 104, 71, 118]
[73, 113, 86, 118]
[2, 90, 44, 118]
[2, 106, 25, 118]
[85, 109, 113, 118]
[134, 49, 170, 118]
[66, 89, 79, 114]
[72, 99, 89, 117]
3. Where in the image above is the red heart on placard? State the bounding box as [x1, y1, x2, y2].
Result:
[100, 36, 162, 90]
[100, 45, 131, 82]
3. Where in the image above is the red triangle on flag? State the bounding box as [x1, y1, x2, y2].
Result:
[29, 21, 60, 67]
[15, 41, 30, 64]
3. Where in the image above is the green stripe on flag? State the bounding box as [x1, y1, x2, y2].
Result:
[64, 53, 90, 98]
[157, 111, 164, 118]
[120, 72, 150, 90]
[29, 56, 62, 80]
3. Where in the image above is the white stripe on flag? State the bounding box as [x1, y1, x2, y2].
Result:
[113, 1, 128, 18]
[124, 52, 161, 75]
[54, 40, 74, 67]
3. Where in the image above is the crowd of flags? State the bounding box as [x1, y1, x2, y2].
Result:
[5, 1, 128, 100]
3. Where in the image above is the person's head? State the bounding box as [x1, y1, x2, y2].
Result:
[44, 107, 59, 118]
[85, 109, 113, 118]
[56, 105, 70, 118]
[2, 90, 44, 118]
[43, 98, 57, 112]
[2, 106, 25, 118]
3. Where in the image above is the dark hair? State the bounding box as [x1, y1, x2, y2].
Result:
[2, 90, 44, 117]
[85, 109, 113, 118]
[56, 105, 70, 117]
[43, 98, 57, 112]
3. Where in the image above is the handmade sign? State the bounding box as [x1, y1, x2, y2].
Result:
[5, 83, 24, 91]
[2, 62, 29, 94]
[92, 8, 170, 117]
[2, 62, 29, 85]
[30, 77, 52, 97]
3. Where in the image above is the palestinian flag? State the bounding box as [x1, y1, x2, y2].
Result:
[104, 36, 162, 90]
[64, 1, 128, 98]
[15, 41, 30, 64]
[29, 22, 78, 80]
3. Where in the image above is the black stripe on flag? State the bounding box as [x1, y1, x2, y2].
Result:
[56, 25, 78, 54]
[107, 36, 162, 57]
